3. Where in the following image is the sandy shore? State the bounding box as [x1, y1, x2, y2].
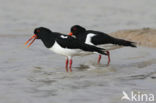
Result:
[111, 28, 156, 48]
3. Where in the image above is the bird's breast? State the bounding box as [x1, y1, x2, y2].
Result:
[49, 41, 82, 57]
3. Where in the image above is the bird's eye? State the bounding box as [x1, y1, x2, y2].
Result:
[37, 29, 40, 32]
[73, 27, 77, 31]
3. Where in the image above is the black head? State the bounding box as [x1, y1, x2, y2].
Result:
[24, 27, 53, 48]
[69, 25, 86, 36]
[34, 27, 52, 39]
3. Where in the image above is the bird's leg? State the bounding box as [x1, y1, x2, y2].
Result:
[69, 59, 72, 72]
[65, 58, 69, 72]
[107, 51, 110, 66]
[97, 54, 102, 64]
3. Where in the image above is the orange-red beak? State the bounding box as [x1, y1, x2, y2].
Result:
[68, 32, 73, 36]
[24, 34, 37, 48]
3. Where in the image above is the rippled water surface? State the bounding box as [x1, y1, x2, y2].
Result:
[0, 0, 156, 103]
[0, 35, 156, 103]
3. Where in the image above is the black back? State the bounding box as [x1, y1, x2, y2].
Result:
[34, 27, 107, 55]
[70, 25, 136, 47]
[87, 30, 119, 45]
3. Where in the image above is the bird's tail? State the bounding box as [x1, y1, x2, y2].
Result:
[113, 38, 137, 47]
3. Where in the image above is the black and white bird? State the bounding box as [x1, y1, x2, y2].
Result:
[24, 27, 107, 72]
[69, 25, 137, 65]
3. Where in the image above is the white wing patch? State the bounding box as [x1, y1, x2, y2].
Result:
[61, 35, 68, 39]
[85, 33, 95, 45]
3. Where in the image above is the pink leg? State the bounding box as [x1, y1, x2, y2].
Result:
[69, 59, 72, 72]
[107, 51, 110, 65]
[97, 54, 102, 64]
[65, 58, 68, 72]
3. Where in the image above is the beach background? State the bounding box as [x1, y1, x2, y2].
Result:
[0, 0, 156, 103]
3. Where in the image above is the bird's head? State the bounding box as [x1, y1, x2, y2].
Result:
[24, 27, 52, 48]
[68, 25, 86, 37]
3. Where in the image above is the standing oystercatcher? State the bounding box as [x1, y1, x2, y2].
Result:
[24, 27, 107, 72]
[69, 25, 136, 65]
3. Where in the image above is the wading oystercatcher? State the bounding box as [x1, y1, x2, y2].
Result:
[25, 27, 107, 72]
[69, 25, 136, 65]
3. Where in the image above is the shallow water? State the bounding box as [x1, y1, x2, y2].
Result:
[1, 0, 156, 34]
[0, 0, 156, 103]
[0, 35, 156, 103]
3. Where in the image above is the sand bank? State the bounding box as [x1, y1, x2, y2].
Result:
[111, 28, 156, 48]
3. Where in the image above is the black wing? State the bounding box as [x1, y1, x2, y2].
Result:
[55, 34, 107, 55]
[87, 30, 136, 47]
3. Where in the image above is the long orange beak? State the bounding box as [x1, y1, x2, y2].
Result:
[68, 32, 73, 36]
[24, 34, 37, 48]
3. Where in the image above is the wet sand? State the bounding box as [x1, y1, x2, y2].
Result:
[111, 28, 156, 48]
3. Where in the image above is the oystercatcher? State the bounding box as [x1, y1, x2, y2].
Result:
[24, 27, 107, 72]
[69, 25, 136, 65]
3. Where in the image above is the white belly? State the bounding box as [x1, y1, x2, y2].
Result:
[49, 41, 93, 57]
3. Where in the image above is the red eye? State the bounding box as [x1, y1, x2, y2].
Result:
[37, 30, 40, 32]
[73, 27, 77, 31]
